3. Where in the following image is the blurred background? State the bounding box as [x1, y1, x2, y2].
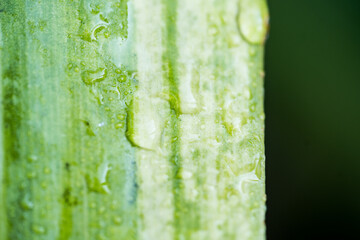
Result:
[265, 0, 360, 239]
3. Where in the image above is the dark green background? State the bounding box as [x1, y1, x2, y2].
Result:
[265, 0, 360, 239]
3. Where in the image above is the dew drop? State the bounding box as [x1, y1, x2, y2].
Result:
[41, 181, 48, 189]
[28, 155, 38, 163]
[110, 200, 118, 210]
[43, 167, 51, 174]
[117, 75, 126, 82]
[81, 68, 107, 85]
[32, 225, 45, 234]
[113, 216, 122, 225]
[117, 114, 125, 120]
[238, 0, 269, 45]
[99, 206, 106, 214]
[20, 198, 34, 210]
[260, 70, 265, 78]
[115, 122, 124, 129]
[27, 172, 37, 179]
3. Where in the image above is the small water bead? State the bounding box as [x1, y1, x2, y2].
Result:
[99, 206, 106, 214]
[40, 209, 47, 217]
[260, 70, 265, 78]
[115, 123, 124, 129]
[27, 172, 37, 179]
[250, 104, 256, 112]
[32, 225, 46, 234]
[28, 155, 38, 163]
[97, 234, 107, 240]
[113, 216, 122, 225]
[110, 200, 118, 210]
[41, 181, 48, 189]
[249, 47, 257, 56]
[117, 114, 125, 120]
[244, 87, 251, 99]
[43, 167, 51, 174]
[253, 202, 260, 208]
[20, 182, 26, 190]
[117, 75, 126, 82]
[20, 198, 34, 210]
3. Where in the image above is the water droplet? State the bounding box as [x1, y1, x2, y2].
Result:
[81, 68, 107, 85]
[117, 114, 125, 120]
[97, 234, 106, 240]
[32, 225, 45, 234]
[244, 87, 251, 99]
[20, 197, 34, 210]
[43, 167, 51, 174]
[99, 206, 106, 214]
[41, 181, 48, 189]
[111, 201, 118, 210]
[27, 172, 37, 179]
[260, 113, 265, 120]
[238, 0, 269, 44]
[115, 122, 124, 129]
[91, 24, 108, 41]
[249, 47, 256, 56]
[117, 75, 126, 82]
[260, 70, 265, 78]
[250, 104, 256, 112]
[113, 216, 122, 225]
[181, 170, 193, 179]
[28, 155, 38, 163]
[20, 182, 26, 190]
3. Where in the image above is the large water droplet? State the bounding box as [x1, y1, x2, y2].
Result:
[238, 0, 269, 44]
